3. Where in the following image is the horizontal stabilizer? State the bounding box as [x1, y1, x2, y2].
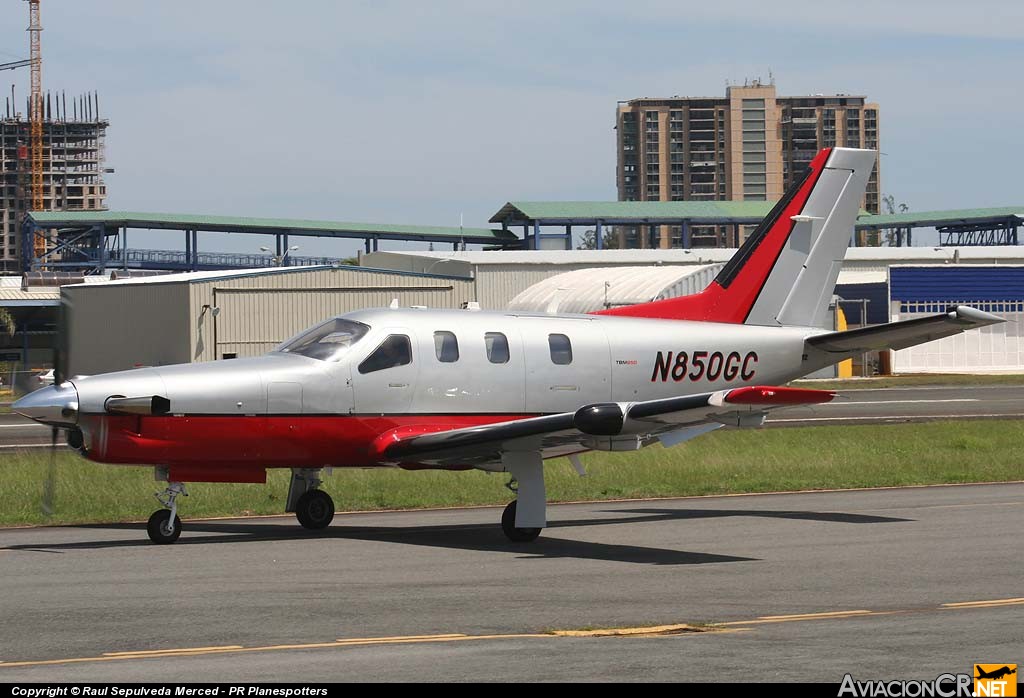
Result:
[806, 306, 1005, 354]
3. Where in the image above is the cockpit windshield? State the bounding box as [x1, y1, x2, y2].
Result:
[274, 318, 370, 361]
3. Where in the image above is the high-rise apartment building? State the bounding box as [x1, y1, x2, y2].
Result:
[616, 80, 879, 247]
[1, 92, 109, 272]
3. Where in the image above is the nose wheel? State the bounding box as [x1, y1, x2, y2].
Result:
[295, 489, 335, 530]
[147, 481, 187, 544]
[147, 509, 182, 544]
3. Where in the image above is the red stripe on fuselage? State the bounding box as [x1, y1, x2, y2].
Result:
[78, 413, 541, 472]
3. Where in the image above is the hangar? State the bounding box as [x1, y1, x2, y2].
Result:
[62, 265, 475, 375]
[890, 265, 1024, 373]
[33, 246, 1024, 378]
[507, 264, 724, 314]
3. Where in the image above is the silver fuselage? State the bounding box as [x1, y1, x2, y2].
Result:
[68, 307, 825, 418]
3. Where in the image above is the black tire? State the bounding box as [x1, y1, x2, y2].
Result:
[147, 509, 182, 545]
[296, 490, 335, 530]
[501, 500, 542, 543]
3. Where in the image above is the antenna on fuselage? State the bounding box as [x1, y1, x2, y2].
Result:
[389, 298, 399, 309]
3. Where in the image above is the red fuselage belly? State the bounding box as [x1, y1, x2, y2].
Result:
[79, 413, 535, 471]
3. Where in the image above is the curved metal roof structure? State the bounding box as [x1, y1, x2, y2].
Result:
[507, 264, 723, 314]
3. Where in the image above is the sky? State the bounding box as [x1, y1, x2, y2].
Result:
[1, 0, 1022, 256]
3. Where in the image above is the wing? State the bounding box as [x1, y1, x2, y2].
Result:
[376, 385, 836, 468]
[806, 305, 1004, 355]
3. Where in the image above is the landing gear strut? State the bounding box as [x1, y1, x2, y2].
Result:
[148, 481, 187, 544]
[501, 450, 546, 543]
[287, 468, 335, 530]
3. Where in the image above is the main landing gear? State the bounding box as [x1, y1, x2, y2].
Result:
[287, 468, 335, 531]
[148, 481, 187, 544]
[501, 450, 546, 543]
[501, 500, 542, 543]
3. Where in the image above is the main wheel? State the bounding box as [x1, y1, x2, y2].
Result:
[147, 509, 182, 545]
[296, 490, 335, 530]
[501, 500, 542, 543]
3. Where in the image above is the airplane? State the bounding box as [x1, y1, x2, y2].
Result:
[976, 666, 1017, 681]
[13, 147, 1004, 544]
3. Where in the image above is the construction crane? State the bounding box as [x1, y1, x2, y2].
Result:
[26, 0, 45, 259]
[0, 58, 32, 71]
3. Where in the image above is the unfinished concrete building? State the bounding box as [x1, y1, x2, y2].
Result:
[1, 91, 109, 272]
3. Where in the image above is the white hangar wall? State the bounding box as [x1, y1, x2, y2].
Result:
[64, 265, 474, 375]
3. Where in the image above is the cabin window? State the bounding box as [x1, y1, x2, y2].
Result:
[433, 331, 459, 362]
[275, 318, 370, 362]
[485, 332, 510, 364]
[548, 334, 573, 365]
[358, 334, 412, 374]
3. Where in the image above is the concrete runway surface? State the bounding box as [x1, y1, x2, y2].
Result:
[0, 483, 1021, 682]
[1, 383, 1023, 450]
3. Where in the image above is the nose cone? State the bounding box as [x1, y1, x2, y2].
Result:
[13, 383, 79, 426]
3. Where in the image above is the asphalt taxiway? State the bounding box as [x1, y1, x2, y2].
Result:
[0, 482, 1020, 682]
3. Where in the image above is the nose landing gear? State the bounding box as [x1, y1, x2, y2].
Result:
[287, 468, 335, 531]
[148, 481, 187, 544]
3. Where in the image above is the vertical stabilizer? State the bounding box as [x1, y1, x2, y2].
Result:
[597, 147, 876, 327]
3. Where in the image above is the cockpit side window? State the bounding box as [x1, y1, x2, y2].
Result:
[358, 334, 413, 374]
[275, 319, 369, 362]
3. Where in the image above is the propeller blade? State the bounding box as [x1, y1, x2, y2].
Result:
[41, 426, 57, 517]
[42, 301, 68, 517]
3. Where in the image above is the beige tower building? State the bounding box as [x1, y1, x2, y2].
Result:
[616, 80, 879, 247]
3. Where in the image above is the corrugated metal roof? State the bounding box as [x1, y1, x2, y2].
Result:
[890, 265, 1024, 302]
[0, 287, 60, 306]
[389, 246, 1024, 265]
[491, 200, 777, 224]
[836, 269, 887, 285]
[68, 264, 469, 287]
[508, 265, 723, 314]
[490, 201, 1021, 230]
[856, 207, 1024, 229]
[28, 210, 519, 244]
[389, 249, 736, 265]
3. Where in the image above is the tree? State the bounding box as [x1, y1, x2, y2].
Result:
[576, 228, 620, 250]
[0, 308, 14, 338]
[881, 194, 910, 247]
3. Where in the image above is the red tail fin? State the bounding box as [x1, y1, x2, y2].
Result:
[595, 148, 832, 324]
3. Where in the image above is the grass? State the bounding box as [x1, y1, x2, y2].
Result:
[794, 373, 1024, 390]
[1, 419, 1022, 527]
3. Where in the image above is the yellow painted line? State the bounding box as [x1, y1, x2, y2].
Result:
[0, 633, 549, 669]
[4, 596, 1024, 670]
[942, 598, 1024, 608]
[719, 610, 875, 626]
[334, 633, 465, 643]
[104, 645, 242, 656]
[552, 623, 702, 637]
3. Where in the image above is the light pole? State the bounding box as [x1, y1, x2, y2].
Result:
[259, 245, 299, 266]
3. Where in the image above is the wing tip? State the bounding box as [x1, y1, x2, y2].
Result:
[950, 305, 1006, 326]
